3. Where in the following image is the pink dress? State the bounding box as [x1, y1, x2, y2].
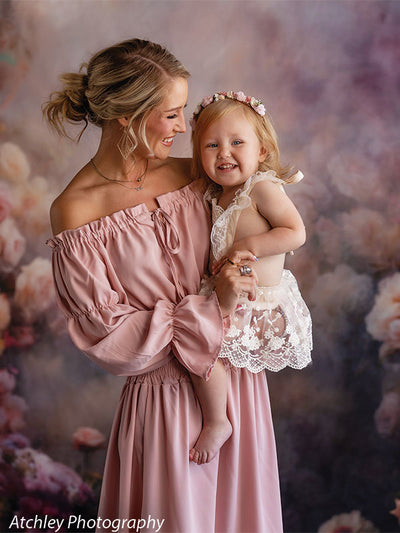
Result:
[47, 179, 283, 533]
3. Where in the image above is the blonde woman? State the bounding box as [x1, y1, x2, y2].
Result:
[44, 39, 282, 532]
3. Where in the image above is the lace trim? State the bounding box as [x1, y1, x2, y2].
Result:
[200, 270, 313, 373]
[219, 270, 312, 373]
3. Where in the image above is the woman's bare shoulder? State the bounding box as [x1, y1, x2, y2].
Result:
[50, 165, 100, 235]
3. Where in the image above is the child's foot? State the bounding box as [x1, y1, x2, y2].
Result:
[189, 419, 232, 465]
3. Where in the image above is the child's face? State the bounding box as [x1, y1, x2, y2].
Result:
[200, 107, 267, 193]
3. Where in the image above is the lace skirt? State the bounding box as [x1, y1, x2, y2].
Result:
[200, 270, 312, 373]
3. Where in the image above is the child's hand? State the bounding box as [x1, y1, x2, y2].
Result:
[212, 249, 258, 276]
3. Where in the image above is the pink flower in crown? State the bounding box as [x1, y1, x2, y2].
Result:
[201, 95, 213, 107]
[254, 104, 266, 116]
[234, 91, 247, 102]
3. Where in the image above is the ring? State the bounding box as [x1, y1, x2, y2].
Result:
[239, 265, 252, 276]
[225, 258, 238, 266]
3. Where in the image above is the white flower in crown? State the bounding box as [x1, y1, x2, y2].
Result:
[214, 93, 226, 102]
[254, 104, 266, 116]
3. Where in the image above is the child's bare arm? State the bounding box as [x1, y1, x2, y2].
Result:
[230, 180, 305, 258]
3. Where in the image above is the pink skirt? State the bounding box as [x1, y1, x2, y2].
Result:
[97, 358, 283, 533]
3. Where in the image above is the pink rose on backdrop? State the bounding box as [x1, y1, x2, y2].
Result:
[0, 294, 11, 332]
[317, 510, 379, 533]
[328, 150, 384, 204]
[73, 426, 106, 451]
[14, 447, 92, 503]
[0, 368, 16, 395]
[14, 257, 55, 323]
[0, 394, 27, 433]
[0, 432, 30, 450]
[0, 142, 30, 184]
[341, 208, 400, 271]
[12, 176, 53, 237]
[314, 216, 342, 267]
[309, 264, 373, 336]
[365, 272, 400, 360]
[0, 183, 13, 223]
[390, 498, 400, 526]
[374, 391, 400, 438]
[0, 217, 26, 272]
[3, 326, 35, 349]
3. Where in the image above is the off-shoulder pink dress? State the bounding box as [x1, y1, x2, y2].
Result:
[47, 180, 283, 533]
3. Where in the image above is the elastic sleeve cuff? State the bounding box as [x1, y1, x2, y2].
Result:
[172, 292, 223, 380]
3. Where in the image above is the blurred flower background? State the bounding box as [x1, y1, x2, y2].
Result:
[0, 1, 399, 531]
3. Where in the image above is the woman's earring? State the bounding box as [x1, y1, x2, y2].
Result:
[117, 127, 137, 160]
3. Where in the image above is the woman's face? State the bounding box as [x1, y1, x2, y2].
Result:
[141, 77, 188, 159]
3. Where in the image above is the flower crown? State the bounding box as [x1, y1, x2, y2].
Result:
[190, 91, 266, 130]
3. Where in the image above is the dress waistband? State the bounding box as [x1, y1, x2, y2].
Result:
[125, 358, 192, 386]
[125, 358, 238, 387]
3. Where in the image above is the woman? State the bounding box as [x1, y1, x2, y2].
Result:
[44, 39, 283, 532]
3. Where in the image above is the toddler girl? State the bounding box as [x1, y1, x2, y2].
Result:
[188, 91, 312, 465]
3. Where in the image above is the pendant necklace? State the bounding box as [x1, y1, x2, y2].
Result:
[90, 158, 149, 191]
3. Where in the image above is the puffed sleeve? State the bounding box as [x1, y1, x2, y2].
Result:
[47, 234, 223, 379]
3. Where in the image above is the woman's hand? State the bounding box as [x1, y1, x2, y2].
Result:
[214, 251, 258, 317]
[212, 249, 258, 276]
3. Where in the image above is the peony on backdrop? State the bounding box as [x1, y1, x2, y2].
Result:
[0, 1, 399, 531]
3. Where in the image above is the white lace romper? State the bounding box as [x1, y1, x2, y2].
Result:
[201, 171, 313, 373]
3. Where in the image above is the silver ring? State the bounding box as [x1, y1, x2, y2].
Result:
[239, 265, 252, 276]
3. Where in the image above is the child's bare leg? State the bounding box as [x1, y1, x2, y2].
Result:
[189, 360, 232, 465]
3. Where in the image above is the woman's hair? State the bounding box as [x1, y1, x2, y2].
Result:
[42, 38, 190, 157]
[191, 98, 291, 183]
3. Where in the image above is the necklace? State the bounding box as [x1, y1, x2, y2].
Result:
[90, 158, 149, 191]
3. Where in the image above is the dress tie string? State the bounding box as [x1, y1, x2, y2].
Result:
[151, 209, 185, 300]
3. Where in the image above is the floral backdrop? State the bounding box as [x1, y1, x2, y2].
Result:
[0, 1, 399, 532]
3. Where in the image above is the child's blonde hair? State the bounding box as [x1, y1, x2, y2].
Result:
[191, 97, 291, 183]
[42, 38, 190, 158]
